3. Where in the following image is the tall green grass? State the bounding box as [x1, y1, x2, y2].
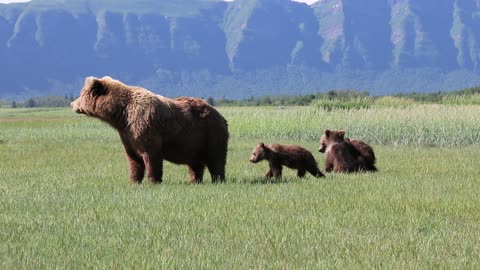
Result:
[442, 94, 480, 105]
[1, 107, 480, 268]
[310, 93, 480, 109]
[225, 105, 480, 146]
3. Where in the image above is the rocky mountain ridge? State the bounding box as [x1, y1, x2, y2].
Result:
[2, 0, 480, 98]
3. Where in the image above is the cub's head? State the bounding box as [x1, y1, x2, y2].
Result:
[71, 76, 125, 121]
[249, 143, 270, 163]
[318, 129, 345, 153]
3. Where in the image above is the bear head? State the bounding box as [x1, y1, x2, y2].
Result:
[249, 142, 270, 163]
[71, 76, 127, 123]
[318, 129, 345, 153]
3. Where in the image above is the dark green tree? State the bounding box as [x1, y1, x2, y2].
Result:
[207, 97, 215, 106]
[25, 98, 36, 108]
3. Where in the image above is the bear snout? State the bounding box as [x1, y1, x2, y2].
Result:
[70, 100, 84, 114]
[318, 146, 326, 153]
[249, 157, 258, 163]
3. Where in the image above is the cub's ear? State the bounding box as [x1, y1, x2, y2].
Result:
[259, 142, 265, 148]
[338, 130, 346, 139]
[324, 129, 331, 137]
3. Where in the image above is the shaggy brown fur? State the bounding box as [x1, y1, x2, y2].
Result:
[71, 76, 229, 184]
[318, 129, 376, 173]
[249, 143, 324, 178]
[346, 138, 377, 171]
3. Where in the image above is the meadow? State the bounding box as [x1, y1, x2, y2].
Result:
[1, 105, 479, 268]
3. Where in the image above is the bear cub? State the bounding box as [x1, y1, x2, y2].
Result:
[318, 129, 377, 173]
[250, 143, 324, 178]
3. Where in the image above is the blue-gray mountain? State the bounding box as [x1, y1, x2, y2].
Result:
[2, 0, 480, 99]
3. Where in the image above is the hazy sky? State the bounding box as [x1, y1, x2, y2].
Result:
[1, 0, 320, 4]
[0, 0, 30, 3]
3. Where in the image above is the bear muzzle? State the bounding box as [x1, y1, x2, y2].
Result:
[70, 100, 84, 114]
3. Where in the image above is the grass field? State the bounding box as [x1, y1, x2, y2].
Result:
[1, 106, 480, 268]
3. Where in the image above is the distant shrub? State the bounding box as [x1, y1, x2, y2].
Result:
[25, 98, 37, 108]
[451, 86, 480, 96]
[206, 97, 215, 106]
[374, 96, 417, 108]
[313, 97, 373, 111]
[325, 89, 370, 100]
[441, 94, 480, 105]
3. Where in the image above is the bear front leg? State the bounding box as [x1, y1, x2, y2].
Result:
[265, 168, 273, 178]
[268, 159, 282, 178]
[142, 153, 163, 184]
[324, 155, 334, 173]
[120, 135, 145, 183]
[272, 166, 283, 178]
[125, 152, 145, 184]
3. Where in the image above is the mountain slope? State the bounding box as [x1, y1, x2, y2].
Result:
[1, 0, 480, 98]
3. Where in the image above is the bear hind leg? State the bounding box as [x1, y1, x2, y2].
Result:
[206, 160, 226, 183]
[366, 163, 377, 172]
[206, 148, 227, 183]
[297, 168, 306, 178]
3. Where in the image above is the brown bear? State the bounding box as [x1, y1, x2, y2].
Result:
[346, 138, 377, 171]
[318, 129, 376, 173]
[249, 143, 324, 178]
[71, 76, 229, 184]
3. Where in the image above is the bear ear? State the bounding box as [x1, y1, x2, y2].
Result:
[338, 130, 346, 139]
[259, 142, 265, 148]
[90, 78, 106, 97]
[324, 129, 331, 137]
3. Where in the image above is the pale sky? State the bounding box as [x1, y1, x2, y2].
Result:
[1, 0, 319, 5]
[0, 0, 30, 3]
[224, 0, 318, 3]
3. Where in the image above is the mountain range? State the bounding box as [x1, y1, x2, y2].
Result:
[2, 0, 480, 99]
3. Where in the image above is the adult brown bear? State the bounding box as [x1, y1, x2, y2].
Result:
[71, 76, 229, 184]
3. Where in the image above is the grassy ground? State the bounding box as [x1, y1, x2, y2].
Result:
[1, 106, 479, 268]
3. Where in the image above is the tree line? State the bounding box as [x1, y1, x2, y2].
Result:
[1, 86, 480, 109]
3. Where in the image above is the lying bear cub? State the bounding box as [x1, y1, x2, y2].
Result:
[318, 129, 377, 173]
[250, 143, 324, 178]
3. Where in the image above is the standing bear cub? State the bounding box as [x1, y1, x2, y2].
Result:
[71, 76, 229, 184]
[318, 129, 376, 173]
[249, 143, 324, 178]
